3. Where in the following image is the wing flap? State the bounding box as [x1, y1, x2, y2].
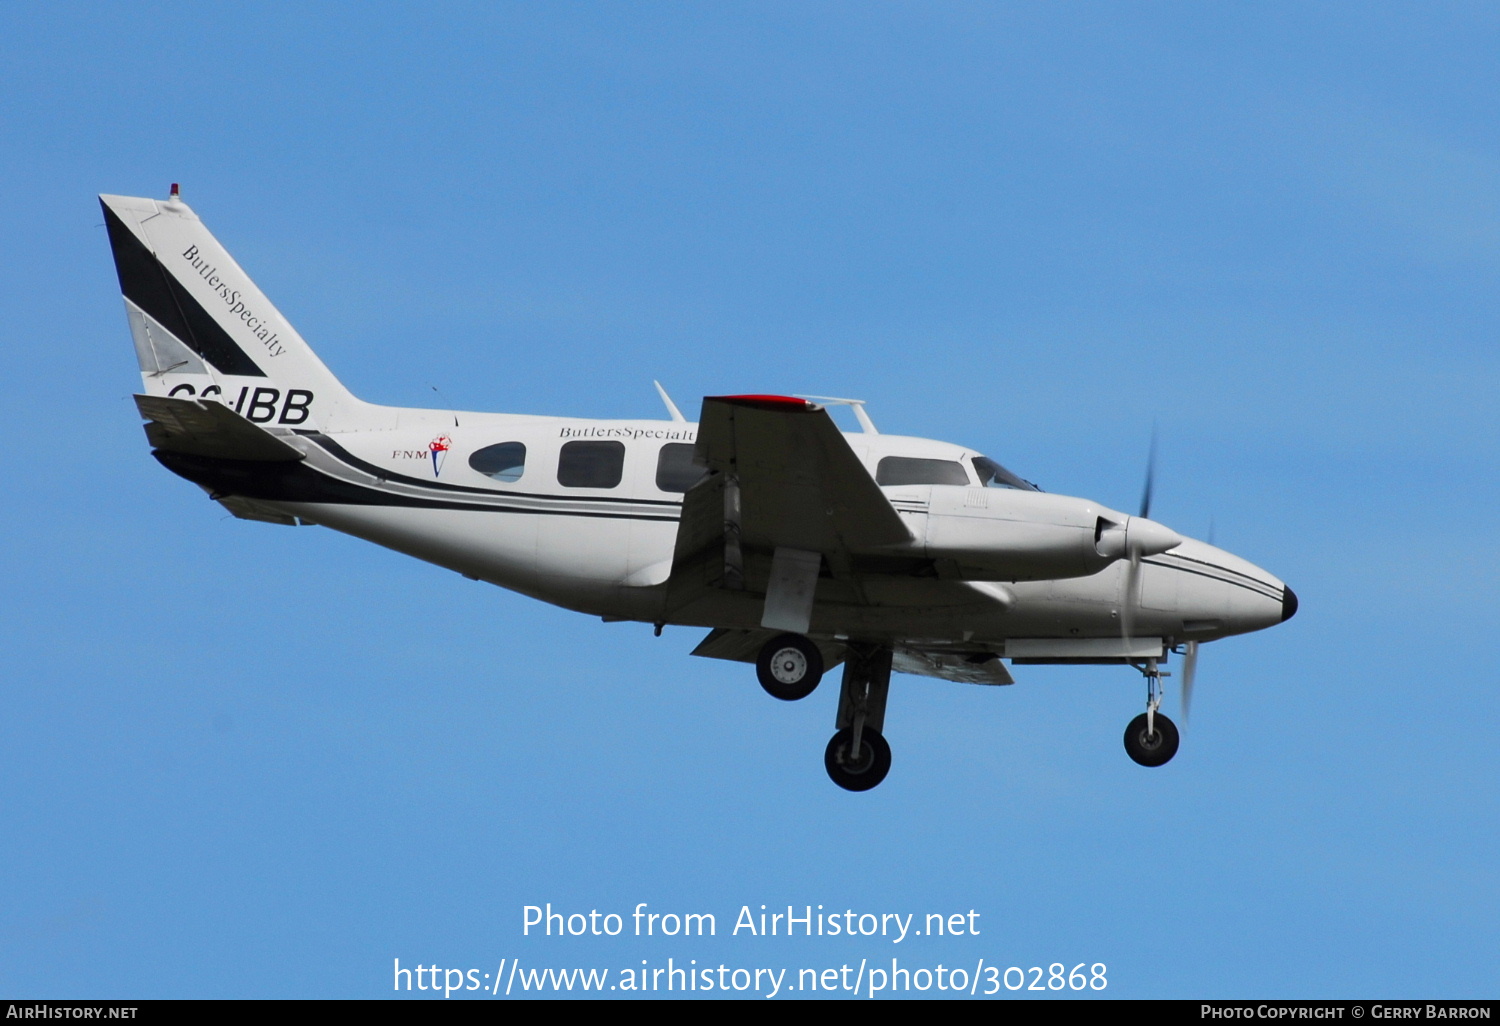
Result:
[893, 646, 1016, 686]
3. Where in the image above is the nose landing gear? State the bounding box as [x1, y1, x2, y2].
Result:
[1124, 657, 1179, 767]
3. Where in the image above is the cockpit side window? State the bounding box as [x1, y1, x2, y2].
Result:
[971, 456, 1038, 491]
[468, 441, 527, 482]
[557, 440, 626, 489]
[875, 456, 971, 486]
[655, 443, 707, 493]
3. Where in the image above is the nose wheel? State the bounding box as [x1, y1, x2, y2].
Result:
[1124, 657, 1180, 767]
[1124, 711, 1179, 766]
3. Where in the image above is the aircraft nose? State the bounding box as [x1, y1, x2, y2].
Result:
[1281, 585, 1298, 623]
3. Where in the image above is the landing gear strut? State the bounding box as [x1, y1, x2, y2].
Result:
[1123, 657, 1179, 767]
[825, 643, 893, 791]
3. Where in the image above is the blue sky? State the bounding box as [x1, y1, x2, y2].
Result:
[1, 1, 1497, 998]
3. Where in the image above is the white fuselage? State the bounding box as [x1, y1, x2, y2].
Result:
[234, 405, 1287, 649]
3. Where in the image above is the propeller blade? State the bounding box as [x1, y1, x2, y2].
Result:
[1180, 640, 1198, 724]
[1122, 428, 1160, 659]
[1138, 427, 1158, 520]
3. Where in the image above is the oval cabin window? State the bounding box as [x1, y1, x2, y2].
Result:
[469, 442, 527, 482]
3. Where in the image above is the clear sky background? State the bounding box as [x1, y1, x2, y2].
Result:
[1, 1, 1496, 999]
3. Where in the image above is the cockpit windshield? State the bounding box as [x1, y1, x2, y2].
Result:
[971, 456, 1039, 491]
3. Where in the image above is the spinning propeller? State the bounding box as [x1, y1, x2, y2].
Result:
[1117, 431, 1197, 723]
[1180, 638, 1199, 724]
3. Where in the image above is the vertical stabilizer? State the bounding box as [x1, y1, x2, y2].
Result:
[100, 190, 369, 432]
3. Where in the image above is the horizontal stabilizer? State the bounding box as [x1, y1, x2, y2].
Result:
[134, 394, 304, 462]
[215, 495, 303, 526]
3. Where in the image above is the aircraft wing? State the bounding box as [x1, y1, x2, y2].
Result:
[665, 396, 909, 628]
[694, 395, 909, 553]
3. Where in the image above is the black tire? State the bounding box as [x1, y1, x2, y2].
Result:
[1123, 712, 1180, 767]
[824, 727, 892, 791]
[755, 633, 824, 701]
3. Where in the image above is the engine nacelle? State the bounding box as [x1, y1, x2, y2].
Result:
[1093, 515, 1184, 561]
[911, 487, 1179, 582]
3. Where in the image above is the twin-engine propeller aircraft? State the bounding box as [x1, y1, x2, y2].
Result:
[101, 186, 1296, 791]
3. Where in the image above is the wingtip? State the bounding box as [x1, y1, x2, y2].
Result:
[709, 394, 819, 412]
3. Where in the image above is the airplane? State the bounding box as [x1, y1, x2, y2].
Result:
[99, 185, 1297, 792]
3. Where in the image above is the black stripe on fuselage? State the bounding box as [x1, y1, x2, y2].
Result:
[153, 449, 681, 521]
[1140, 555, 1281, 601]
[299, 432, 683, 505]
[102, 203, 266, 378]
[1156, 550, 1280, 594]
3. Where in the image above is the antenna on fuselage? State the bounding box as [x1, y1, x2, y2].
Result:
[431, 385, 459, 427]
[794, 395, 877, 434]
[653, 381, 686, 423]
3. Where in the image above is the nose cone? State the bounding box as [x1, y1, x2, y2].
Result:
[1166, 538, 1292, 639]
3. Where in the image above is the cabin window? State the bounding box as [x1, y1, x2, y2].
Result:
[655, 443, 707, 493]
[558, 440, 625, 488]
[875, 456, 971, 487]
[468, 442, 527, 482]
[971, 456, 1038, 491]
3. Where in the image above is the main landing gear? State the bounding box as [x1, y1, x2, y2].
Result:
[825, 643, 893, 791]
[1123, 657, 1180, 767]
[755, 633, 824, 701]
[753, 633, 894, 791]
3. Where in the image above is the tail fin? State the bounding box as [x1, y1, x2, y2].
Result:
[100, 189, 366, 432]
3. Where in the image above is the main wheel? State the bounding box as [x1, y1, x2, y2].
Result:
[1123, 712, 1180, 767]
[755, 633, 824, 701]
[824, 727, 892, 791]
